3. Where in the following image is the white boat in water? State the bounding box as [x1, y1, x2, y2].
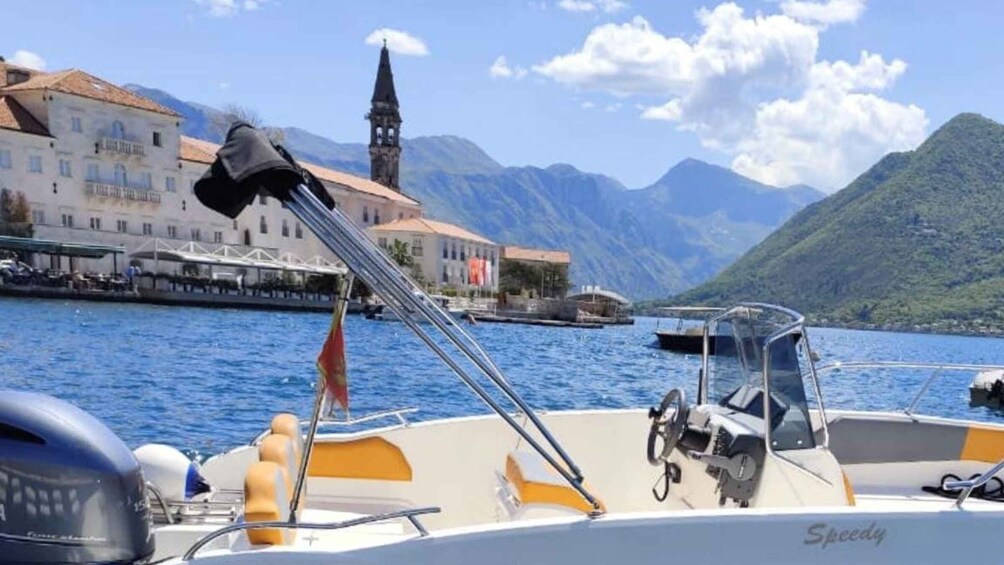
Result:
[5, 125, 1004, 564]
[374, 294, 467, 322]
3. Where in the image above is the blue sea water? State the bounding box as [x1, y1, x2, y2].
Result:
[2, 296, 1004, 457]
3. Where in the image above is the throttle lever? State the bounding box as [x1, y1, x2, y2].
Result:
[688, 451, 757, 481]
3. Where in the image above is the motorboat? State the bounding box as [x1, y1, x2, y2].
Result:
[374, 294, 467, 322]
[6, 124, 1004, 564]
[653, 306, 724, 353]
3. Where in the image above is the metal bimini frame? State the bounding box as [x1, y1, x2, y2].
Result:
[284, 184, 603, 513]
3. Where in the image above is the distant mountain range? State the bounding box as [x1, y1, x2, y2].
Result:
[675, 113, 1004, 333]
[126, 84, 823, 299]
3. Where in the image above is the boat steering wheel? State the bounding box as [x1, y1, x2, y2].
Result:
[647, 388, 690, 466]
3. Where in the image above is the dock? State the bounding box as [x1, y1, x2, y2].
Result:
[471, 314, 604, 329]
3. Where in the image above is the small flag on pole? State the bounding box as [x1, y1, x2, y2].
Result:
[316, 296, 350, 418]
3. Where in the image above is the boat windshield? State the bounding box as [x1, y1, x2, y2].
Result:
[704, 305, 821, 451]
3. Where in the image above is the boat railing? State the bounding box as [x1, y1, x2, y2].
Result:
[943, 457, 1004, 509]
[815, 361, 1004, 418]
[249, 408, 418, 445]
[181, 506, 441, 561]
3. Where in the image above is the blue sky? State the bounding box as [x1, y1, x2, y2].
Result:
[4, 0, 1004, 191]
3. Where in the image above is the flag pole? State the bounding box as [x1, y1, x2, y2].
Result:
[288, 272, 354, 523]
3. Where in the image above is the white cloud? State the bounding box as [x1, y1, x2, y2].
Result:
[194, 0, 264, 17]
[9, 50, 46, 71]
[533, 2, 925, 190]
[365, 28, 430, 57]
[781, 0, 865, 26]
[558, 0, 628, 13]
[489, 56, 527, 80]
[604, 102, 623, 112]
[218, 81, 231, 90]
[580, 101, 597, 109]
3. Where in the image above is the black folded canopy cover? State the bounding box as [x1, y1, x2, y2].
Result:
[194, 122, 334, 218]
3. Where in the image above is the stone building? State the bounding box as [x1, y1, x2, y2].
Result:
[367, 42, 402, 191]
[368, 217, 499, 292]
[0, 56, 420, 275]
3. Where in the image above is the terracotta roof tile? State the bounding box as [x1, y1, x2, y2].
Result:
[502, 246, 571, 264]
[1, 69, 180, 117]
[179, 136, 217, 164]
[371, 217, 495, 245]
[0, 96, 50, 137]
[179, 136, 420, 207]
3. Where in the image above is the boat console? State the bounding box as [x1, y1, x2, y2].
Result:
[646, 304, 849, 509]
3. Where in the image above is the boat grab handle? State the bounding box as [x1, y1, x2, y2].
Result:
[943, 459, 1004, 509]
[182, 506, 441, 560]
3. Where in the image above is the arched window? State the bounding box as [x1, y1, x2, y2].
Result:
[375, 127, 383, 144]
[114, 164, 127, 187]
[243, 229, 251, 246]
[259, 215, 268, 234]
[387, 128, 395, 144]
[111, 121, 125, 139]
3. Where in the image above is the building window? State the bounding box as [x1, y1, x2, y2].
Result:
[114, 164, 127, 187]
[139, 172, 152, 189]
[89, 217, 101, 230]
[378, 237, 388, 249]
[191, 228, 201, 241]
[412, 237, 423, 257]
[31, 209, 44, 224]
[0, 149, 11, 169]
[281, 219, 289, 237]
[86, 163, 98, 181]
[233, 220, 238, 230]
[28, 155, 42, 174]
[61, 214, 74, 228]
[259, 195, 268, 206]
[213, 231, 223, 243]
[399, 212, 403, 220]
[167, 225, 178, 238]
[116, 219, 128, 233]
[71, 116, 82, 133]
[442, 265, 448, 283]
[363, 206, 369, 223]
[294, 222, 303, 239]
[165, 176, 176, 192]
[58, 159, 72, 178]
[451, 243, 457, 260]
[490, 251, 496, 265]
[374, 209, 380, 225]
[142, 222, 153, 236]
[152, 132, 162, 147]
[460, 246, 466, 261]
[443, 242, 448, 259]
[259, 215, 267, 234]
[111, 121, 125, 139]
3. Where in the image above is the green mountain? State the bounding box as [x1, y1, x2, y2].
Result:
[125, 84, 822, 299]
[675, 113, 1004, 333]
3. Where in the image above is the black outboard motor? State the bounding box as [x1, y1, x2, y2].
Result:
[0, 391, 154, 563]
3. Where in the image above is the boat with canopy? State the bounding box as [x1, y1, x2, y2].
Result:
[654, 306, 725, 353]
[5, 124, 1004, 564]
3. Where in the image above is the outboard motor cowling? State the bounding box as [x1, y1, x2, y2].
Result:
[0, 391, 154, 563]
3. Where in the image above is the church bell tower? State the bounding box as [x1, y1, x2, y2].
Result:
[367, 41, 402, 191]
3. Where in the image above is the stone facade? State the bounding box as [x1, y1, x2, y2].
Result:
[0, 61, 422, 275]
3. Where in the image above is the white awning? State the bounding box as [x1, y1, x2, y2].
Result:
[130, 239, 347, 275]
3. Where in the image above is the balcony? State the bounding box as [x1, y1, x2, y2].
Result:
[85, 181, 161, 204]
[99, 137, 145, 157]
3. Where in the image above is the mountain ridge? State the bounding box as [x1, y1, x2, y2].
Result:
[673, 112, 1004, 333]
[125, 84, 823, 298]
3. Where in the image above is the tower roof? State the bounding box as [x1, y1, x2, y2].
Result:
[371, 43, 399, 108]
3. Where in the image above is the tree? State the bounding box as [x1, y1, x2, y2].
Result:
[387, 240, 413, 268]
[0, 189, 32, 238]
[212, 104, 285, 143]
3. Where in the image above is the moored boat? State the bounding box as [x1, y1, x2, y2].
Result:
[653, 306, 723, 353]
